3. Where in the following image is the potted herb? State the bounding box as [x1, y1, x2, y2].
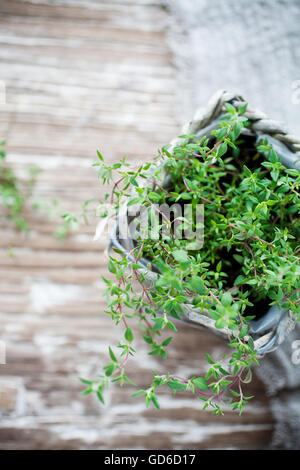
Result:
[82, 90, 300, 415]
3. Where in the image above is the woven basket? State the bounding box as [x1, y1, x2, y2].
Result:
[110, 89, 300, 357]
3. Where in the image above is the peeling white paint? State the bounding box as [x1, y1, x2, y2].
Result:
[33, 333, 69, 355]
[29, 280, 82, 314]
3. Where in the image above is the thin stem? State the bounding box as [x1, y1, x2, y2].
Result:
[229, 222, 275, 248]
[241, 241, 257, 280]
[111, 176, 125, 203]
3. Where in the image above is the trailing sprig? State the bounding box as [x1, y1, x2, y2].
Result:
[0, 140, 39, 232]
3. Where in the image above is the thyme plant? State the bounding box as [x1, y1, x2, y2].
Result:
[0, 140, 71, 242]
[82, 103, 300, 415]
[0, 140, 39, 233]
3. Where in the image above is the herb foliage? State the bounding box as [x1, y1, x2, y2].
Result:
[82, 103, 300, 415]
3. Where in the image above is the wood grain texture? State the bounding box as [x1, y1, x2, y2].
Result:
[0, 0, 274, 449]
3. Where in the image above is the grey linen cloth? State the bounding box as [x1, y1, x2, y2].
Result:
[166, 0, 300, 449]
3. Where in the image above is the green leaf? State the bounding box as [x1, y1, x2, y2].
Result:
[222, 292, 232, 307]
[239, 324, 248, 338]
[132, 390, 146, 397]
[167, 321, 177, 332]
[192, 377, 209, 390]
[167, 380, 187, 391]
[243, 165, 251, 177]
[131, 263, 143, 269]
[104, 364, 114, 377]
[162, 337, 173, 347]
[127, 197, 143, 206]
[108, 259, 117, 274]
[148, 191, 161, 202]
[97, 390, 105, 404]
[206, 353, 215, 365]
[214, 127, 228, 140]
[143, 335, 153, 344]
[130, 176, 139, 187]
[187, 276, 206, 294]
[224, 102, 236, 113]
[151, 393, 160, 409]
[218, 142, 228, 158]
[269, 149, 279, 163]
[79, 378, 92, 385]
[153, 317, 165, 331]
[124, 375, 137, 386]
[125, 327, 134, 342]
[109, 347, 117, 362]
[233, 254, 244, 264]
[112, 163, 122, 169]
[172, 249, 189, 264]
[231, 123, 242, 141]
[270, 169, 279, 182]
[238, 103, 248, 114]
[215, 317, 227, 329]
[97, 150, 104, 161]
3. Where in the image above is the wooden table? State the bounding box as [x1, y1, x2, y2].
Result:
[0, 0, 274, 449]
